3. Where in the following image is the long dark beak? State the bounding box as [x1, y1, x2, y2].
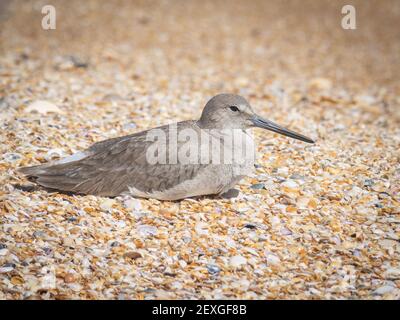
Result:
[252, 115, 315, 143]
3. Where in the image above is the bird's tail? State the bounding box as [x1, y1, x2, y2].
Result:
[18, 162, 83, 192]
[18, 163, 51, 177]
[18, 150, 93, 191]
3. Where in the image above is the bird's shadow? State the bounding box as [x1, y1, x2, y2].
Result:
[13, 183, 80, 197]
[13, 184, 240, 201]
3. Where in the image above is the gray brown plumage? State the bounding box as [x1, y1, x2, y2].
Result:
[19, 94, 314, 200]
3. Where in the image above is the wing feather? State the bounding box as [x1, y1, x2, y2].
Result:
[19, 121, 208, 197]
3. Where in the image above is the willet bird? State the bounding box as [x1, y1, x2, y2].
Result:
[19, 94, 314, 200]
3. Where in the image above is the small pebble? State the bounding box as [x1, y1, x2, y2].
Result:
[206, 264, 221, 275]
[281, 179, 298, 189]
[363, 179, 375, 187]
[33, 231, 45, 238]
[289, 173, 305, 180]
[136, 225, 158, 237]
[280, 227, 292, 236]
[250, 183, 265, 190]
[99, 199, 116, 211]
[64, 273, 76, 283]
[195, 222, 208, 235]
[43, 247, 52, 255]
[25, 100, 63, 114]
[123, 122, 137, 130]
[0, 267, 14, 273]
[102, 94, 124, 102]
[3, 153, 22, 163]
[229, 255, 247, 268]
[233, 279, 250, 291]
[373, 285, 395, 295]
[277, 167, 289, 176]
[45, 148, 65, 161]
[124, 198, 142, 211]
[384, 268, 400, 278]
[265, 252, 281, 266]
[124, 251, 142, 260]
[309, 77, 332, 90]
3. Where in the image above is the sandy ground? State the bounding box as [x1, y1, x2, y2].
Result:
[0, 0, 399, 299]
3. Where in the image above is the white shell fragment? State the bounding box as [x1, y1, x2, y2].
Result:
[25, 100, 64, 115]
[229, 255, 247, 268]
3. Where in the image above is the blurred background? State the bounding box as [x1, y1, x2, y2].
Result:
[1, 0, 399, 90]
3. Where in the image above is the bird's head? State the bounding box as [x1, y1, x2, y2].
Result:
[198, 93, 314, 143]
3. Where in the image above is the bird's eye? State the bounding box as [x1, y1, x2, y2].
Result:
[229, 106, 239, 112]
